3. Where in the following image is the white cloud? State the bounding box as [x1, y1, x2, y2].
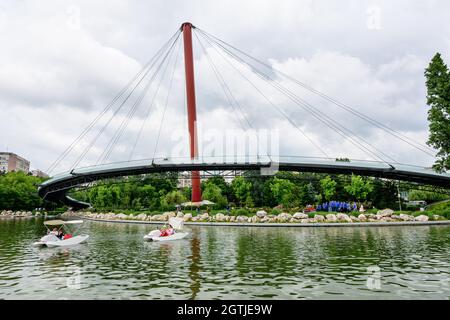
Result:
[0, 0, 448, 174]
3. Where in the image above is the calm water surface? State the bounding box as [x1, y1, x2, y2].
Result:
[0, 218, 449, 299]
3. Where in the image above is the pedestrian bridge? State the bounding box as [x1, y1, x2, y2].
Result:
[38, 156, 450, 209]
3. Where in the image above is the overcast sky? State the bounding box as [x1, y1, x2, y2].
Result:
[0, 0, 449, 174]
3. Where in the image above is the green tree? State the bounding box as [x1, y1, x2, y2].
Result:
[164, 190, 187, 206]
[320, 176, 337, 202]
[231, 176, 252, 207]
[408, 189, 449, 203]
[270, 177, 300, 207]
[202, 183, 227, 208]
[344, 175, 373, 202]
[244, 171, 277, 207]
[139, 185, 157, 209]
[369, 179, 398, 209]
[0, 171, 45, 210]
[425, 53, 450, 171]
[299, 182, 317, 205]
[202, 176, 231, 200]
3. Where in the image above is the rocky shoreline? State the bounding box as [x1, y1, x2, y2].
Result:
[60, 209, 447, 224]
[0, 210, 34, 218]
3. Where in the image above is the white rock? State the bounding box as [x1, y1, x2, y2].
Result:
[414, 215, 429, 222]
[260, 216, 270, 223]
[117, 213, 127, 219]
[293, 212, 308, 220]
[215, 213, 226, 222]
[326, 214, 337, 222]
[377, 208, 394, 217]
[399, 214, 414, 221]
[183, 213, 192, 222]
[256, 210, 267, 218]
[350, 216, 360, 222]
[358, 214, 367, 221]
[277, 212, 292, 222]
[336, 213, 352, 222]
[199, 212, 210, 221]
[314, 214, 325, 222]
[176, 212, 184, 218]
[151, 214, 162, 221]
[236, 215, 248, 223]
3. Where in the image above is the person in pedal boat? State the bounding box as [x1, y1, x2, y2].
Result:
[49, 228, 58, 236]
[159, 224, 175, 237]
[56, 229, 65, 240]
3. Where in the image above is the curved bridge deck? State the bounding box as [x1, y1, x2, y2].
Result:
[39, 156, 450, 209]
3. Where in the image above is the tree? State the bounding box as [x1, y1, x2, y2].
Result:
[202, 183, 227, 208]
[369, 179, 398, 209]
[344, 175, 373, 202]
[269, 177, 300, 207]
[408, 188, 449, 203]
[202, 176, 231, 200]
[0, 171, 45, 210]
[425, 53, 450, 172]
[320, 176, 337, 202]
[299, 182, 317, 205]
[244, 171, 277, 207]
[231, 176, 252, 207]
[164, 190, 187, 206]
[139, 185, 157, 209]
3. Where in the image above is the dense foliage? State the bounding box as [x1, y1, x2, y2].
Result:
[1, 170, 447, 213]
[70, 171, 426, 211]
[425, 53, 450, 172]
[0, 171, 46, 210]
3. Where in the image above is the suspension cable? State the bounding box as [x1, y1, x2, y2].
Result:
[71, 30, 181, 169]
[198, 31, 397, 164]
[101, 31, 181, 164]
[194, 30, 273, 161]
[195, 33, 330, 158]
[194, 30, 251, 131]
[47, 30, 180, 174]
[152, 36, 182, 161]
[196, 27, 436, 158]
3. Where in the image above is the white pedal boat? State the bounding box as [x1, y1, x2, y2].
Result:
[33, 219, 89, 247]
[144, 217, 189, 242]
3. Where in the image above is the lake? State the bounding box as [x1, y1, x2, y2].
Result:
[0, 218, 449, 299]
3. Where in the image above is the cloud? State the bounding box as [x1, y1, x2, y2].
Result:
[0, 0, 448, 173]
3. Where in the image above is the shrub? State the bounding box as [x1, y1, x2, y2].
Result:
[233, 208, 250, 216]
[270, 208, 281, 216]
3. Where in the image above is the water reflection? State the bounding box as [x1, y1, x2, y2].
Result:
[0, 219, 449, 299]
